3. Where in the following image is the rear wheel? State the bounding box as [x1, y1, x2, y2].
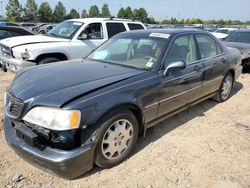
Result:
[37, 57, 60, 65]
[212, 72, 233, 102]
[94, 110, 138, 168]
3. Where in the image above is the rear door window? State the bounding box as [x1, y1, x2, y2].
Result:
[196, 34, 221, 59]
[165, 34, 198, 67]
[128, 23, 144, 30]
[106, 23, 126, 38]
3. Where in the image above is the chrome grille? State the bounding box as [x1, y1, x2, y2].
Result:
[5, 93, 24, 119]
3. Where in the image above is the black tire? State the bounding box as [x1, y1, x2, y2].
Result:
[38, 30, 45, 35]
[37, 57, 60, 65]
[94, 110, 138, 168]
[212, 72, 233, 102]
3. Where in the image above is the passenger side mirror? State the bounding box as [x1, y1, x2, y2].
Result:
[163, 61, 186, 76]
[77, 33, 88, 40]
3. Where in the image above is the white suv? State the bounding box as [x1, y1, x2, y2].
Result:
[0, 18, 146, 72]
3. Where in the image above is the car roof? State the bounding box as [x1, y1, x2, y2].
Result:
[232, 29, 250, 33]
[123, 29, 207, 35]
[69, 17, 143, 23]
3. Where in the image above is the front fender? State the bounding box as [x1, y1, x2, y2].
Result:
[81, 93, 141, 126]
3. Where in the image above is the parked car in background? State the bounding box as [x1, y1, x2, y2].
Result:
[0, 22, 19, 27]
[0, 18, 146, 72]
[32, 23, 49, 33]
[37, 24, 56, 35]
[20, 23, 37, 31]
[211, 27, 238, 39]
[0, 26, 34, 40]
[4, 29, 242, 179]
[223, 30, 250, 70]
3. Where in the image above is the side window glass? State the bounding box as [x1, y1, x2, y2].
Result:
[106, 23, 126, 38]
[128, 23, 144, 30]
[80, 23, 103, 39]
[165, 35, 197, 68]
[196, 34, 218, 59]
[0, 30, 8, 39]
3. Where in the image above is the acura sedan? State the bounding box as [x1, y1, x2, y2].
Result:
[4, 29, 242, 179]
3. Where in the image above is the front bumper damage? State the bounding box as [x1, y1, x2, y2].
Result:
[3, 114, 95, 179]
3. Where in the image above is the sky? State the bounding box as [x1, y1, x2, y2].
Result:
[2, 0, 250, 21]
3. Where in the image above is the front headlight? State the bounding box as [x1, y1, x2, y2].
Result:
[12, 50, 30, 61]
[23, 107, 81, 131]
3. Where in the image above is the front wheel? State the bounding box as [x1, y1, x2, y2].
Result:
[94, 110, 138, 168]
[37, 57, 60, 65]
[212, 72, 233, 102]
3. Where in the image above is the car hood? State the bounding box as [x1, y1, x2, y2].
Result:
[224, 42, 250, 58]
[9, 59, 145, 107]
[0, 35, 69, 48]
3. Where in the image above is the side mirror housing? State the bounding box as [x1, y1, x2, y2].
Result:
[163, 61, 186, 76]
[77, 33, 88, 40]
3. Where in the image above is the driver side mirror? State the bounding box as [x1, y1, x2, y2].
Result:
[77, 33, 88, 40]
[163, 61, 186, 76]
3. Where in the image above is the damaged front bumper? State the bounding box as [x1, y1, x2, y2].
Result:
[3, 114, 96, 179]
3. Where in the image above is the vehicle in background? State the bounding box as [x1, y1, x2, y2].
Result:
[37, 24, 56, 35]
[20, 23, 37, 31]
[0, 18, 146, 72]
[223, 30, 250, 70]
[0, 26, 34, 40]
[32, 23, 50, 33]
[3, 29, 242, 179]
[0, 22, 20, 27]
[211, 27, 238, 39]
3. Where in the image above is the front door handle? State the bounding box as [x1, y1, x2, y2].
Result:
[194, 65, 202, 72]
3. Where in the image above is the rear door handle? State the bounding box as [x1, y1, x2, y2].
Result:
[194, 65, 202, 72]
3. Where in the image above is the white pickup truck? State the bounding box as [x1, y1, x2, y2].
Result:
[0, 18, 146, 72]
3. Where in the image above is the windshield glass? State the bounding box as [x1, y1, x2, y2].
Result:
[225, 32, 250, 43]
[47, 21, 83, 39]
[87, 34, 168, 70]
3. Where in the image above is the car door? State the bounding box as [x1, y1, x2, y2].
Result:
[195, 34, 226, 96]
[157, 34, 203, 117]
[69, 22, 106, 59]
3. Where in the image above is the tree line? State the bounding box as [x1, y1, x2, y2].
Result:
[4, 0, 250, 25]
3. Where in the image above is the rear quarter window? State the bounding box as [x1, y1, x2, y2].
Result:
[128, 23, 144, 30]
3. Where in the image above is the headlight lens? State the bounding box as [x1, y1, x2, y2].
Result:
[23, 107, 81, 131]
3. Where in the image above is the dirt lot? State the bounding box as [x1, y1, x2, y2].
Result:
[0, 71, 249, 188]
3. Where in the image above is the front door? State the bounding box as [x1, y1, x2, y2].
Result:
[69, 22, 106, 59]
[157, 34, 203, 117]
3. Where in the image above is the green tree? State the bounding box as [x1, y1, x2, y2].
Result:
[66, 8, 79, 19]
[101, 4, 111, 17]
[88, 5, 100, 17]
[117, 8, 125, 18]
[38, 1, 53, 22]
[23, 0, 38, 22]
[53, 1, 66, 23]
[133, 8, 148, 23]
[81, 9, 88, 18]
[5, 0, 23, 22]
[124, 7, 134, 19]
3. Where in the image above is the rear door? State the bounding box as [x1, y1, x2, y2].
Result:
[157, 34, 203, 117]
[195, 34, 226, 96]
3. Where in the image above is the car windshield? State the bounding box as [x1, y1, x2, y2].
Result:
[47, 21, 83, 39]
[225, 31, 250, 43]
[87, 34, 168, 70]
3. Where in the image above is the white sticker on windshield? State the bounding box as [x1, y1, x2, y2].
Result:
[73, 22, 82, 26]
[149, 33, 170, 39]
[92, 50, 109, 60]
[146, 61, 153, 68]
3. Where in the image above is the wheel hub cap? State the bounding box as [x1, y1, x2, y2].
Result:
[101, 119, 133, 160]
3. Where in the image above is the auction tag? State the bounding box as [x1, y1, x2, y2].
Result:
[149, 33, 170, 39]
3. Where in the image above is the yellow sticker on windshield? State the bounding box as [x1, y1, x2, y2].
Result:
[149, 33, 170, 39]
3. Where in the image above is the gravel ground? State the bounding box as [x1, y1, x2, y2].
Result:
[0, 71, 249, 188]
